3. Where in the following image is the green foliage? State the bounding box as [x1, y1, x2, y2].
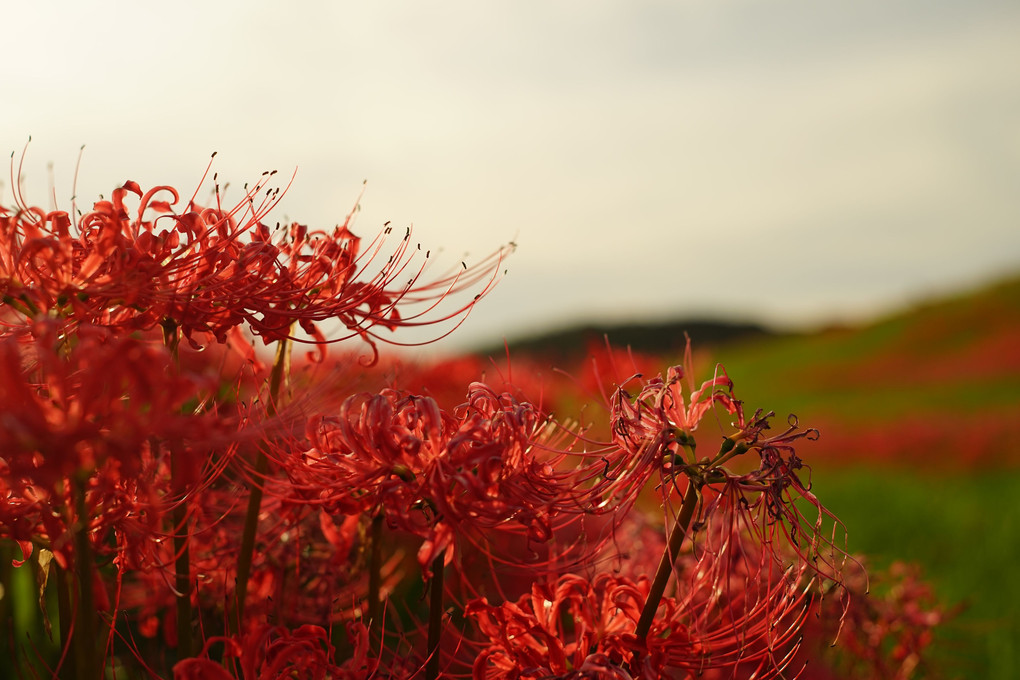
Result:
[810, 469, 1020, 680]
[713, 275, 1020, 425]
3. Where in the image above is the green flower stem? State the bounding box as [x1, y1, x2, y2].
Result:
[367, 512, 384, 650]
[55, 562, 74, 680]
[72, 478, 98, 680]
[425, 553, 446, 680]
[706, 437, 750, 470]
[234, 333, 292, 631]
[171, 459, 193, 660]
[634, 480, 703, 640]
[161, 322, 194, 660]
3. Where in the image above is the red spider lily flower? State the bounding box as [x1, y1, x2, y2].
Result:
[606, 341, 850, 578]
[601, 339, 854, 673]
[173, 621, 409, 680]
[171, 623, 346, 680]
[797, 559, 948, 680]
[696, 409, 855, 583]
[2, 160, 511, 358]
[1, 322, 210, 481]
[465, 513, 819, 680]
[0, 320, 236, 570]
[657, 499, 819, 676]
[281, 383, 616, 580]
[609, 351, 739, 460]
[601, 340, 741, 513]
[114, 483, 395, 647]
[236, 624, 342, 680]
[465, 574, 649, 677]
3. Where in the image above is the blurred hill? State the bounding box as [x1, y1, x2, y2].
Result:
[473, 318, 779, 361]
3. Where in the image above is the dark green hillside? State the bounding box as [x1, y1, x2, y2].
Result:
[475, 318, 778, 362]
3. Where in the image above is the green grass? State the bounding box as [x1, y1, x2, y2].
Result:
[809, 467, 1020, 680]
[710, 334, 1019, 425]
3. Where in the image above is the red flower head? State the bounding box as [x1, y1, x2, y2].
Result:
[284, 382, 614, 578]
[2, 156, 512, 359]
[466, 515, 823, 680]
[0, 319, 233, 569]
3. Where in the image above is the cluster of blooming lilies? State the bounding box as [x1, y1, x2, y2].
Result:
[1, 154, 877, 679]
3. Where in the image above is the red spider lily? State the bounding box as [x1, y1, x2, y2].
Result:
[658, 497, 818, 676]
[0, 321, 250, 677]
[701, 410, 853, 581]
[465, 512, 818, 680]
[172, 620, 420, 680]
[611, 338, 738, 440]
[0, 321, 217, 482]
[0, 320, 250, 678]
[600, 340, 854, 674]
[280, 383, 616, 579]
[609, 366, 738, 464]
[795, 559, 949, 680]
[173, 623, 343, 680]
[464, 570, 751, 680]
[465, 573, 649, 677]
[601, 341, 741, 514]
[233, 623, 342, 679]
[0, 321, 239, 566]
[606, 342, 850, 577]
[1, 162, 511, 358]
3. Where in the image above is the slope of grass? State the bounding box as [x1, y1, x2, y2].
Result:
[810, 469, 1020, 680]
[707, 275, 1020, 469]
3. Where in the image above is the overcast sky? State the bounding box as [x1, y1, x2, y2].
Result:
[3, 0, 1019, 354]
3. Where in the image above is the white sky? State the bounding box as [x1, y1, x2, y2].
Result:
[3, 0, 1019, 353]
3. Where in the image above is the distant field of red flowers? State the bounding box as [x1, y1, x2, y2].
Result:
[3, 160, 1008, 679]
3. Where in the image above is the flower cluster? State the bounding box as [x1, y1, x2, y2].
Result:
[0, 319, 230, 569]
[0, 156, 945, 680]
[282, 382, 615, 580]
[1, 160, 511, 357]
